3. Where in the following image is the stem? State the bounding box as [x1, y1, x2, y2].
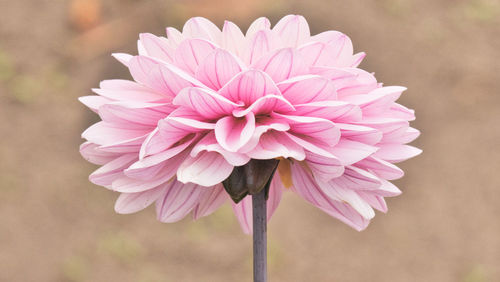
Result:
[253, 188, 267, 282]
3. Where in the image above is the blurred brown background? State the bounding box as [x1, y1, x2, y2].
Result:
[1, 0, 499, 281]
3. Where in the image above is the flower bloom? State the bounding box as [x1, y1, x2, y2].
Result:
[80, 15, 421, 233]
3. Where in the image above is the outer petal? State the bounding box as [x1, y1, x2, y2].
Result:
[139, 33, 175, 63]
[93, 79, 165, 102]
[272, 15, 310, 47]
[89, 154, 137, 187]
[244, 30, 279, 65]
[174, 39, 216, 74]
[177, 151, 234, 187]
[290, 162, 370, 231]
[331, 139, 379, 165]
[374, 144, 422, 163]
[305, 151, 344, 182]
[114, 185, 164, 214]
[354, 156, 404, 180]
[156, 181, 204, 223]
[246, 131, 305, 161]
[192, 184, 228, 220]
[191, 132, 250, 166]
[81, 122, 149, 146]
[80, 142, 119, 165]
[222, 21, 247, 57]
[293, 101, 361, 122]
[309, 31, 354, 67]
[195, 49, 243, 90]
[182, 17, 221, 43]
[246, 17, 271, 37]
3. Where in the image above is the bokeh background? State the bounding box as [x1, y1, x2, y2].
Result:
[1, 0, 499, 281]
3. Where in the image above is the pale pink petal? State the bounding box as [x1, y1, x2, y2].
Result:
[278, 75, 337, 104]
[345, 86, 406, 115]
[330, 139, 378, 165]
[89, 154, 137, 187]
[251, 48, 307, 82]
[79, 96, 111, 113]
[232, 95, 295, 117]
[358, 193, 388, 213]
[174, 38, 216, 74]
[139, 33, 175, 63]
[156, 181, 204, 223]
[305, 151, 344, 181]
[246, 17, 271, 37]
[81, 122, 149, 146]
[192, 184, 228, 219]
[112, 53, 133, 66]
[238, 118, 290, 153]
[290, 162, 370, 231]
[331, 166, 381, 190]
[222, 21, 247, 57]
[177, 151, 233, 187]
[381, 126, 420, 144]
[374, 144, 422, 163]
[94, 79, 165, 102]
[166, 27, 184, 46]
[182, 17, 221, 43]
[354, 156, 404, 180]
[272, 15, 310, 47]
[267, 176, 284, 220]
[292, 101, 361, 122]
[246, 131, 305, 160]
[243, 30, 279, 65]
[191, 132, 250, 166]
[215, 113, 255, 152]
[80, 142, 119, 165]
[337, 123, 383, 145]
[114, 185, 164, 214]
[309, 31, 354, 67]
[195, 49, 243, 90]
[231, 196, 253, 234]
[98, 101, 173, 128]
[173, 87, 239, 119]
[218, 69, 280, 105]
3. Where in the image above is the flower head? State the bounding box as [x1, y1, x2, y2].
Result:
[80, 15, 421, 233]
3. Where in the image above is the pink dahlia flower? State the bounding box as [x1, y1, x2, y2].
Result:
[80, 15, 421, 233]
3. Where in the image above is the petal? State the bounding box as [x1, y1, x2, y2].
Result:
[292, 101, 361, 122]
[290, 162, 370, 231]
[173, 87, 239, 119]
[139, 33, 175, 63]
[231, 196, 253, 234]
[195, 49, 243, 90]
[252, 48, 307, 82]
[346, 86, 406, 115]
[81, 122, 149, 146]
[244, 30, 279, 65]
[278, 75, 337, 104]
[299, 41, 352, 67]
[218, 69, 280, 105]
[166, 27, 184, 46]
[336, 123, 383, 145]
[246, 131, 305, 160]
[191, 132, 250, 166]
[246, 17, 271, 37]
[98, 101, 172, 128]
[114, 185, 165, 214]
[238, 117, 290, 153]
[89, 154, 137, 187]
[192, 184, 228, 219]
[79, 95, 111, 113]
[222, 21, 247, 57]
[373, 144, 422, 163]
[309, 31, 354, 67]
[80, 142, 119, 165]
[272, 15, 310, 47]
[331, 166, 382, 190]
[305, 151, 344, 182]
[174, 38, 216, 74]
[354, 156, 404, 180]
[112, 53, 133, 67]
[156, 181, 204, 223]
[232, 94, 295, 117]
[182, 17, 221, 43]
[93, 79, 165, 102]
[331, 139, 378, 165]
[215, 113, 256, 152]
[177, 151, 234, 187]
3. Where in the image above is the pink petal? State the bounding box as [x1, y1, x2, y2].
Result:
[182, 17, 221, 43]
[94, 79, 165, 102]
[238, 117, 290, 153]
[191, 132, 250, 166]
[218, 69, 280, 105]
[331, 166, 382, 190]
[290, 162, 370, 231]
[278, 75, 337, 104]
[305, 151, 344, 181]
[244, 30, 278, 65]
[195, 49, 243, 90]
[192, 184, 228, 220]
[112, 53, 133, 66]
[299, 41, 353, 67]
[272, 15, 310, 47]
[246, 17, 271, 37]
[173, 87, 239, 119]
[232, 95, 295, 118]
[381, 126, 420, 144]
[114, 185, 165, 214]
[336, 123, 383, 145]
[139, 33, 175, 63]
[222, 21, 247, 57]
[174, 38, 216, 74]
[79, 96, 111, 113]
[156, 181, 204, 223]
[292, 101, 361, 122]
[246, 131, 305, 160]
[80, 142, 119, 165]
[98, 101, 172, 128]
[81, 121, 149, 146]
[177, 151, 234, 187]
[354, 156, 404, 180]
[89, 154, 137, 187]
[358, 193, 388, 213]
[331, 139, 378, 165]
[374, 144, 422, 163]
[309, 31, 354, 67]
[215, 113, 255, 152]
[252, 48, 307, 82]
[346, 86, 406, 115]
[166, 27, 184, 46]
